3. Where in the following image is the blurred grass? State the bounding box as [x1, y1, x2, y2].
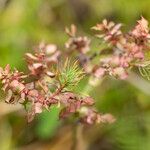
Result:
[35, 107, 60, 139]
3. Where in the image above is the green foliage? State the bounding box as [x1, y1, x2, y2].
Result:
[56, 59, 84, 89]
[35, 106, 60, 139]
[139, 62, 150, 80]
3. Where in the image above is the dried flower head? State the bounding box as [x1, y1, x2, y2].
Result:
[92, 19, 122, 45]
[65, 24, 90, 54]
[25, 42, 61, 77]
[130, 16, 150, 43]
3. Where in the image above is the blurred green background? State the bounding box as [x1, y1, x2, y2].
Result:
[1, 0, 150, 150]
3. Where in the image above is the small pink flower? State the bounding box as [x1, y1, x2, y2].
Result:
[112, 67, 128, 79]
[93, 67, 106, 78]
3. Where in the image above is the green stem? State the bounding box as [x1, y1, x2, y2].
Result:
[83, 76, 103, 95]
[71, 76, 103, 150]
[71, 123, 78, 150]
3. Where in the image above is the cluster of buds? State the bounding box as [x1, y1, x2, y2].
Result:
[59, 92, 115, 124]
[130, 17, 150, 43]
[65, 17, 150, 80]
[0, 44, 115, 125]
[91, 19, 122, 46]
[65, 24, 91, 54]
[80, 108, 115, 125]
[0, 65, 27, 103]
[25, 42, 61, 77]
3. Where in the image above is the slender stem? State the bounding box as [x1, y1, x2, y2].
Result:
[71, 123, 78, 150]
[83, 76, 103, 95]
[71, 77, 103, 150]
[127, 72, 150, 96]
[50, 84, 66, 98]
[89, 51, 102, 60]
[38, 80, 48, 94]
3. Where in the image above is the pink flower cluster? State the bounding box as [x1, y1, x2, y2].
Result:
[65, 17, 150, 80]
[65, 24, 90, 54]
[2, 17, 148, 124]
[25, 43, 61, 77]
[91, 17, 150, 79]
[0, 43, 114, 125]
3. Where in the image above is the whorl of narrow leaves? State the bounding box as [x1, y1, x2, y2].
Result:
[138, 61, 150, 80]
[56, 59, 84, 89]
